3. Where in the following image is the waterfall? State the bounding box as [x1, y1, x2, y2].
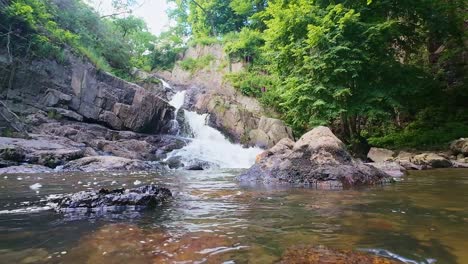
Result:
[167, 91, 262, 169]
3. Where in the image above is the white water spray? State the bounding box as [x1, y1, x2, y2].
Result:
[167, 91, 262, 169]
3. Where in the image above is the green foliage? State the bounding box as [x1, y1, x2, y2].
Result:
[178, 55, 215, 74]
[223, 28, 263, 61]
[1, 0, 158, 80]
[225, 70, 276, 97]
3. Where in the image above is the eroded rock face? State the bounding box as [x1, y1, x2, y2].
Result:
[278, 246, 402, 264]
[239, 127, 392, 188]
[0, 164, 53, 174]
[48, 185, 172, 214]
[0, 51, 174, 133]
[62, 156, 154, 172]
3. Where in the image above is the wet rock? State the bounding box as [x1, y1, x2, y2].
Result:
[0, 164, 53, 174]
[48, 185, 172, 213]
[0, 135, 85, 167]
[184, 159, 219, 170]
[367, 147, 395, 162]
[410, 153, 452, 169]
[239, 127, 392, 188]
[367, 162, 406, 177]
[165, 156, 184, 169]
[278, 245, 403, 264]
[450, 138, 468, 156]
[393, 151, 421, 170]
[62, 156, 153, 172]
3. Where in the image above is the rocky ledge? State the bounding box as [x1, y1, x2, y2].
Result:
[367, 138, 468, 171]
[239, 126, 392, 189]
[47, 185, 172, 214]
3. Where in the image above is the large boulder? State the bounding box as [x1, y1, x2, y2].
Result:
[62, 156, 153, 172]
[450, 138, 468, 156]
[410, 153, 452, 169]
[0, 164, 53, 175]
[239, 126, 392, 188]
[367, 147, 395, 162]
[47, 185, 172, 214]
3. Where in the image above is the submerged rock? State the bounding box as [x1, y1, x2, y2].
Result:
[278, 245, 402, 264]
[48, 185, 172, 213]
[239, 126, 392, 188]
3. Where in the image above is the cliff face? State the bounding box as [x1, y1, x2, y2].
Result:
[0, 51, 174, 134]
[157, 44, 293, 148]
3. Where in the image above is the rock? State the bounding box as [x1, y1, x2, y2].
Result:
[98, 111, 123, 130]
[0, 135, 85, 167]
[450, 138, 468, 156]
[258, 116, 294, 146]
[184, 159, 219, 170]
[0, 101, 28, 137]
[367, 162, 406, 177]
[410, 153, 452, 169]
[96, 139, 157, 160]
[62, 156, 153, 172]
[452, 160, 468, 168]
[47, 107, 83, 122]
[239, 126, 392, 188]
[278, 245, 403, 264]
[249, 129, 270, 148]
[165, 156, 183, 169]
[0, 164, 53, 174]
[47, 185, 172, 214]
[0, 50, 174, 133]
[393, 151, 421, 170]
[367, 147, 395, 162]
[41, 89, 72, 107]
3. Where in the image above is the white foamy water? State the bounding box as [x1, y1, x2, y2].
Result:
[167, 91, 262, 169]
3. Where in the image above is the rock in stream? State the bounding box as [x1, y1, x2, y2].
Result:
[47, 185, 172, 214]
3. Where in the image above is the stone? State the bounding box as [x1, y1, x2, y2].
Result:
[367, 147, 395, 162]
[278, 245, 403, 264]
[47, 185, 172, 214]
[47, 108, 84, 122]
[255, 116, 294, 148]
[410, 153, 452, 169]
[98, 111, 123, 130]
[62, 156, 153, 172]
[367, 162, 406, 177]
[249, 129, 270, 148]
[450, 138, 468, 156]
[0, 135, 85, 167]
[239, 126, 392, 188]
[41, 89, 72, 107]
[0, 51, 175, 134]
[0, 164, 53, 174]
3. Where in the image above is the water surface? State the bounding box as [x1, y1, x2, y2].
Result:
[0, 169, 467, 263]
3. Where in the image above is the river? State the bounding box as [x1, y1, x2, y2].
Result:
[0, 168, 467, 263]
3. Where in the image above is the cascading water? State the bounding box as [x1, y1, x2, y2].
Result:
[166, 91, 262, 169]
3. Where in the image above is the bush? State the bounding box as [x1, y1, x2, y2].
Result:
[178, 55, 215, 74]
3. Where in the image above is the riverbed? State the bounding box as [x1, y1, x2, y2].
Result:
[0, 169, 467, 263]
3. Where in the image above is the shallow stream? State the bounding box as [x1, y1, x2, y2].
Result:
[0, 169, 467, 263]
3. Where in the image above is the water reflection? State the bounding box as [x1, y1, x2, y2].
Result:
[0, 169, 467, 263]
